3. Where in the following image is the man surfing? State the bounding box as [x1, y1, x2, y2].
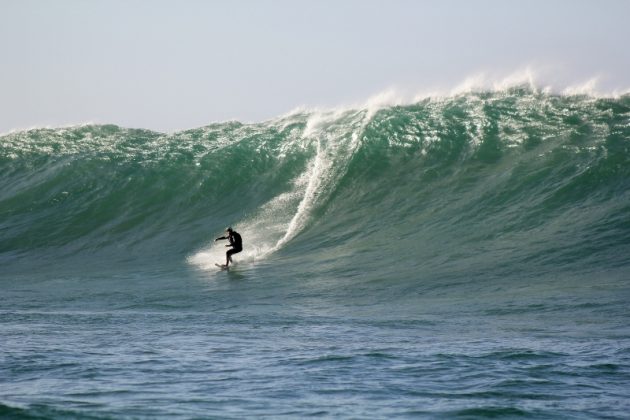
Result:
[214, 227, 243, 268]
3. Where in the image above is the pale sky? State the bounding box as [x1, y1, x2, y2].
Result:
[1, 0, 629, 133]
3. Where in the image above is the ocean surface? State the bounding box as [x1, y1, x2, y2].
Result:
[1, 88, 630, 418]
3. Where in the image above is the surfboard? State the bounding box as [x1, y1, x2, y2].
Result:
[215, 263, 228, 270]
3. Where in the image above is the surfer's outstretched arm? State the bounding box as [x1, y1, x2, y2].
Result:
[214, 236, 228, 242]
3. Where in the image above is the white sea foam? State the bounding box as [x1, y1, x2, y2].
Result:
[0, 121, 99, 138]
[188, 107, 372, 271]
[265, 107, 373, 255]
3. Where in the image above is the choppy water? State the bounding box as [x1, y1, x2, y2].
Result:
[1, 88, 630, 418]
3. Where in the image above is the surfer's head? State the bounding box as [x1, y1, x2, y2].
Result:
[226, 227, 233, 233]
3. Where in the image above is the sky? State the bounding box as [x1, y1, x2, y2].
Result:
[1, 0, 629, 133]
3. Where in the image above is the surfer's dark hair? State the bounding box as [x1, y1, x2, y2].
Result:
[226, 227, 233, 232]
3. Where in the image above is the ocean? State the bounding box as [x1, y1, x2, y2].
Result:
[1, 88, 630, 418]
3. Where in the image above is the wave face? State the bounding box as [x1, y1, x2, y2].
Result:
[1, 89, 630, 278]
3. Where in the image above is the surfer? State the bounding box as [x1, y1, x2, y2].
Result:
[214, 227, 242, 268]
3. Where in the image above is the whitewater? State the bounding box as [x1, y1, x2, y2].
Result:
[1, 87, 630, 418]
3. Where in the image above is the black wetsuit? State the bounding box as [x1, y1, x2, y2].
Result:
[216, 231, 243, 263]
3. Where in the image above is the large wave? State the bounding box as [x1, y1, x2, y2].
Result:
[1, 87, 629, 277]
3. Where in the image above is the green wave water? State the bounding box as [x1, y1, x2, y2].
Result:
[2, 89, 629, 278]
